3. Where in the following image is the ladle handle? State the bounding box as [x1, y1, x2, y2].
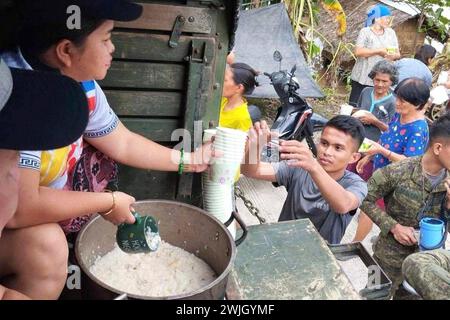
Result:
[226, 211, 248, 246]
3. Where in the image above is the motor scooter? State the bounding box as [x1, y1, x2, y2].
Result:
[261, 50, 319, 161]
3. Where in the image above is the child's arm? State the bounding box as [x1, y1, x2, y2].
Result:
[8, 168, 136, 229]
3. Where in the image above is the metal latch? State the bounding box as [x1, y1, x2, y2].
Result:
[185, 40, 209, 64]
[169, 15, 185, 48]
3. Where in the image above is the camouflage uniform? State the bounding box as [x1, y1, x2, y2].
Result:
[402, 249, 450, 300]
[360, 156, 449, 299]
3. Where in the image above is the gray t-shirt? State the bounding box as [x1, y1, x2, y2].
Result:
[395, 58, 433, 88]
[357, 87, 396, 141]
[425, 169, 447, 189]
[351, 27, 399, 86]
[273, 161, 368, 244]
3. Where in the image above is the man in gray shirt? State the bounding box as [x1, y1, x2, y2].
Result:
[241, 116, 368, 244]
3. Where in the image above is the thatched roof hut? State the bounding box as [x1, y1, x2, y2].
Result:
[317, 0, 426, 68]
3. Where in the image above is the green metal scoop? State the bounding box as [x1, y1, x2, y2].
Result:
[116, 212, 161, 253]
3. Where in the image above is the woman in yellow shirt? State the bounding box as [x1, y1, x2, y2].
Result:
[218, 62, 259, 235]
[220, 63, 259, 132]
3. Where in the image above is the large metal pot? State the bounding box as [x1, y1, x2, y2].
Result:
[75, 200, 247, 300]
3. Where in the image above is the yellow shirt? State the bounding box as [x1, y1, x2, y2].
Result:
[219, 98, 252, 182]
[219, 98, 252, 132]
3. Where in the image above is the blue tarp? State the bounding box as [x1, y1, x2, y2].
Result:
[233, 3, 324, 99]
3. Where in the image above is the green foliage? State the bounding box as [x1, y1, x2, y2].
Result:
[308, 41, 321, 58]
[399, 0, 450, 42]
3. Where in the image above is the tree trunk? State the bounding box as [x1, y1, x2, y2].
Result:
[413, 11, 426, 51]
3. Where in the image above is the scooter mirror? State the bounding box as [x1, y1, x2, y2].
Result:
[290, 64, 297, 75]
[273, 50, 283, 62]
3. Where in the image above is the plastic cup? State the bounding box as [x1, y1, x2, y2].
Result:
[213, 144, 246, 163]
[212, 153, 244, 163]
[340, 104, 353, 115]
[210, 162, 240, 185]
[203, 193, 229, 201]
[437, 71, 448, 85]
[358, 138, 373, 153]
[386, 47, 396, 54]
[213, 140, 246, 149]
[213, 137, 246, 147]
[214, 137, 247, 148]
[419, 217, 445, 250]
[202, 182, 233, 221]
[214, 127, 247, 156]
[201, 173, 235, 239]
[216, 126, 248, 138]
[215, 129, 247, 139]
[203, 189, 230, 200]
[215, 142, 246, 150]
[215, 130, 247, 139]
[214, 141, 247, 151]
[204, 203, 230, 215]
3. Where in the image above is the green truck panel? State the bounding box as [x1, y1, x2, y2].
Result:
[227, 219, 361, 300]
[98, 0, 237, 202]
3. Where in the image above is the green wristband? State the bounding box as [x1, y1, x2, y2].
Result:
[178, 148, 184, 175]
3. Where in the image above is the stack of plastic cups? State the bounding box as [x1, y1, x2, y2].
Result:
[201, 129, 235, 238]
[211, 127, 248, 239]
[202, 174, 235, 238]
[211, 127, 247, 185]
[201, 127, 247, 239]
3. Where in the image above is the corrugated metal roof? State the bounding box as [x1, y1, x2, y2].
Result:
[378, 0, 420, 16]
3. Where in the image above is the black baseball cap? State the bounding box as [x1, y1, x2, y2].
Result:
[0, 58, 89, 150]
[20, 0, 143, 27]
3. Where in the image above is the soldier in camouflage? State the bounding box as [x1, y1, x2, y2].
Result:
[402, 249, 450, 300]
[360, 113, 450, 299]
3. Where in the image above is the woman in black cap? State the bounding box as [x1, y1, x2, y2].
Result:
[0, 2, 219, 301]
[0, 58, 89, 299]
[1, 0, 217, 238]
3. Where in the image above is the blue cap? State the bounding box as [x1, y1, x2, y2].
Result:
[365, 5, 392, 27]
[377, 5, 392, 17]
